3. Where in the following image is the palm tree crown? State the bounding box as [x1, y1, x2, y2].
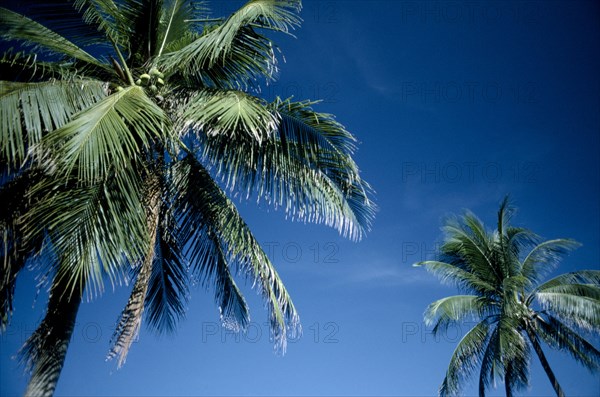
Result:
[415, 198, 600, 397]
[0, 0, 375, 395]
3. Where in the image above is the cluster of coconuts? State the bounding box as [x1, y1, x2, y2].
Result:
[136, 67, 165, 93]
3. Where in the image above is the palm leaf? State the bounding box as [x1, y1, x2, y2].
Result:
[108, 172, 162, 367]
[0, 170, 47, 331]
[535, 315, 600, 372]
[121, 0, 163, 65]
[415, 261, 498, 296]
[534, 285, 600, 331]
[192, 98, 375, 240]
[439, 320, 492, 397]
[0, 79, 106, 169]
[521, 239, 581, 284]
[159, 0, 301, 84]
[25, 166, 148, 297]
[144, 207, 189, 334]
[42, 85, 169, 182]
[424, 295, 496, 335]
[0, 7, 106, 68]
[172, 155, 298, 351]
[183, 89, 279, 141]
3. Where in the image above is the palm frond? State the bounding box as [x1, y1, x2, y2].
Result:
[415, 261, 498, 296]
[9, 0, 113, 50]
[172, 155, 298, 351]
[424, 295, 496, 335]
[441, 216, 501, 287]
[108, 173, 162, 367]
[0, 7, 106, 68]
[121, 0, 163, 65]
[144, 209, 189, 334]
[534, 285, 600, 331]
[0, 79, 106, 169]
[521, 239, 581, 284]
[535, 315, 600, 372]
[1, 50, 71, 82]
[0, 170, 47, 331]
[192, 98, 375, 240]
[42, 85, 168, 182]
[73, 0, 125, 47]
[157, 0, 204, 57]
[183, 89, 279, 141]
[108, 255, 152, 368]
[439, 320, 492, 397]
[159, 0, 301, 84]
[24, 167, 148, 297]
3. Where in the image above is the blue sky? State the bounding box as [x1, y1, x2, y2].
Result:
[1, 0, 600, 396]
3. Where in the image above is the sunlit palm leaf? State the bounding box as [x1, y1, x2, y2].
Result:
[160, 0, 301, 84]
[0, 79, 106, 169]
[183, 89, 278, 141]
[43, 86, 168, 182]
[521, 239, 581, 284]
[424, 295, 496, 335]
[194, 98, 375, 240]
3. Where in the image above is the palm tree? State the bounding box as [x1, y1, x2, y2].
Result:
[0, 0, 375, 395]
[415, 198, 600, 397]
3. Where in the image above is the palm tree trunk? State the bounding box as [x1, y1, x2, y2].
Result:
[504, 370, 513, 397]
[23, 275, 84, 397]
[525, 326, 565, 397]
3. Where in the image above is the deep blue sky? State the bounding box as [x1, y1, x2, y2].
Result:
[2, 1, 600, 396]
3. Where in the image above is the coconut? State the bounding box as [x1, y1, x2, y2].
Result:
[140, 73, 151, 85]
[157, 78, 165, 86]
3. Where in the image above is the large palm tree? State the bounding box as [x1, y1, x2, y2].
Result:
[0, 0, 375, 395]
[415, 198, 600, 397]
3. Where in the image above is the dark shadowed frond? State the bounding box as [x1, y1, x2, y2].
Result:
[172, 155, 298, 351]
[25, 166, 148, 297]
[440, 320, 493, 397]
[0, 170, 47, 331]
[144, 206, 189, 334]
[0, 7, 106, 68]
[120, 0, 163, 66]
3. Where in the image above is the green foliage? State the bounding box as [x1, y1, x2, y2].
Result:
[416, 198, 600, 396]
[0, 0, 375, 394]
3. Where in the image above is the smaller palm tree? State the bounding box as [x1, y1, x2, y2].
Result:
[415, 197, 600, 397]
